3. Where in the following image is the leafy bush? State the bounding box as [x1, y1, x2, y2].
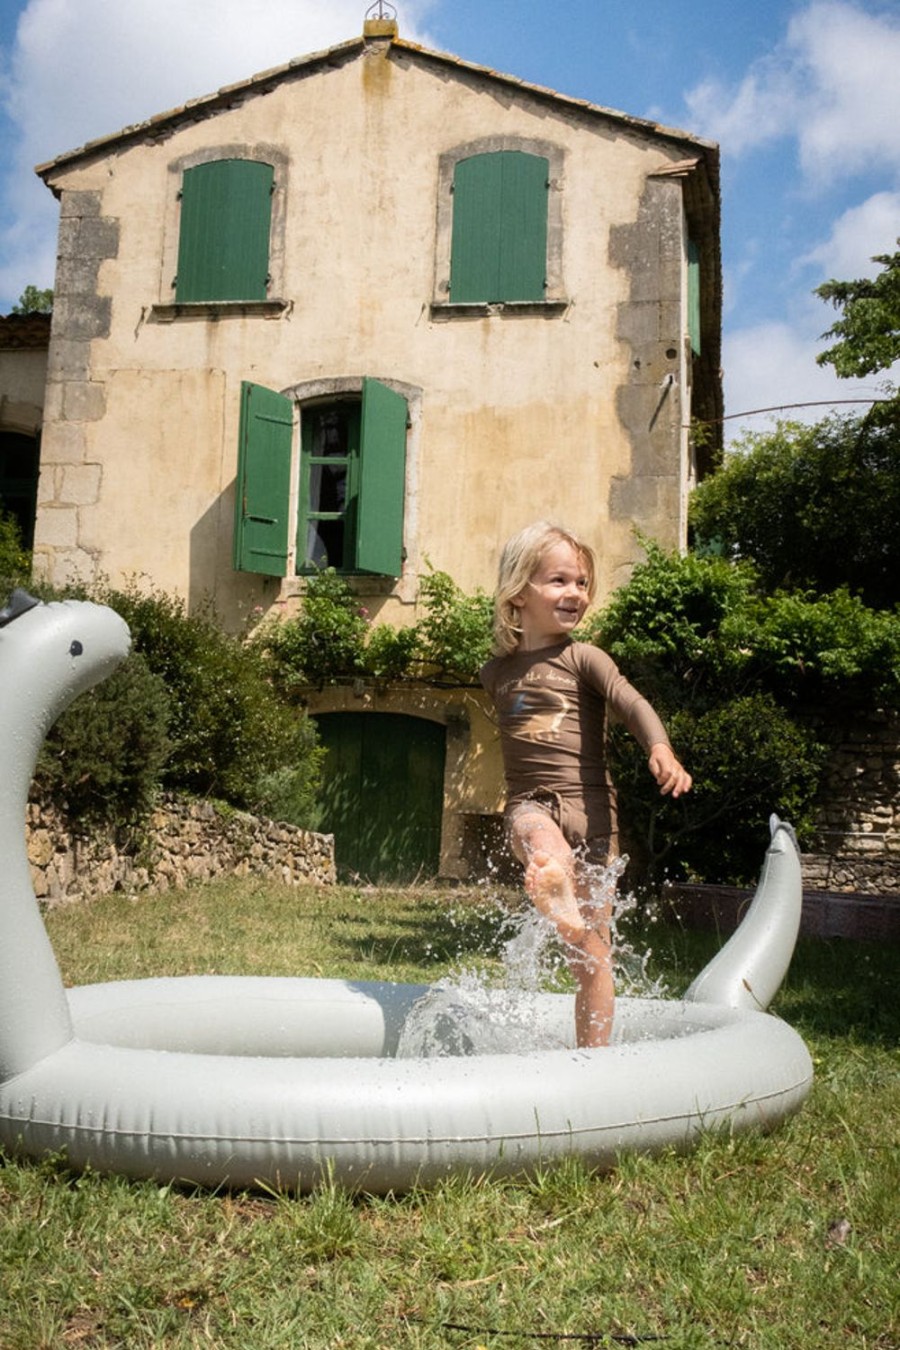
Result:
[413, 570, 493, 684]
[582, 539, 757, 699]
[727, 587, 900, 705]
[99, 585, 323, 827]
[259, 567, 493, 690]
[0, 511, 31, 589]
[35, 651, 171, 835]
[610, 693, 824, 885]
[361, 622, 421, 681]
[589, 543, 834, 884]
[259, 571, 368, 689]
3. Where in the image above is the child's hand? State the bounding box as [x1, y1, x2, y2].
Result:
[648, 743, 692, 798]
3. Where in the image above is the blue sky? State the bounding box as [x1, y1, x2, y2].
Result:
[1, 0, 897, 441]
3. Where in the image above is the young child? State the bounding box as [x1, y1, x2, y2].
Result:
[479, 520, 691, 1048]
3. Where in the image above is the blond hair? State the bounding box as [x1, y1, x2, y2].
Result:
[491, 520, 597, 656]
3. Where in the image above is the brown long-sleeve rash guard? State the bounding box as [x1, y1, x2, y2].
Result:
[479, 640, 670, 803]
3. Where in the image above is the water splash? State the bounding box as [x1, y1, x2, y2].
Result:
[396, 855, 666, 1058]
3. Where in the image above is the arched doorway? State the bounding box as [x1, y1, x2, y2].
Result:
[313, 712, 446, 883]
[0, 430, 40, 549]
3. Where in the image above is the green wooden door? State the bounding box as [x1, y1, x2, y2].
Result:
[314, 713, 446, 883]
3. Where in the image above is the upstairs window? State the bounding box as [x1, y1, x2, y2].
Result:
[233, 379, 408, 578]
[449, 150, 549, 303]
[175, 159, 274, 303]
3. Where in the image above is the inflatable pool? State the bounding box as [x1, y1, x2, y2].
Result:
[0, 593, 813, 1193]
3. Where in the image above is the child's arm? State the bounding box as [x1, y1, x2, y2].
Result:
[648, 743, 692, 798]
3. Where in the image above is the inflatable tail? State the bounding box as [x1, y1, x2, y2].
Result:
[684, 815, 803, 1011]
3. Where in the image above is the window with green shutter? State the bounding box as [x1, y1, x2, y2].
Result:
[298, 380, 408, 575]
[449, 151, 549, 303]
[688, 238, 702, 356]
[176, 160, 273, 303]
[234, 379, 408, 579]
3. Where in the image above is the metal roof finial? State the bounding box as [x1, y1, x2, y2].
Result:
[363, 2, 398, 39]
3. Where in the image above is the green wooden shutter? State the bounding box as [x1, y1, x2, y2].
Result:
[176, 160, 273, 302]
[233, 381, 293, 576]
[496, 151, 548, 301]
[314, 713, 446, 882]
[450, 151, 548, 303]
[688, 238, 702, 355]
[355, 378, 407, 576]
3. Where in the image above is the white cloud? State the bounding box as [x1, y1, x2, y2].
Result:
[5, 0, 437, 167]
[3, 0, 439, 166]
[685, 1, 900, 188]
[801, 190, 900, 281]
[0, 0, 438, 307]
[722, 319, 887, 444]
[788, 1, 900, 183]
[685, 66, 798, 159]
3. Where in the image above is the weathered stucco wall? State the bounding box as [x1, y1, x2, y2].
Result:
[33, 37, 703, 617]
[29, 32, 716, 863]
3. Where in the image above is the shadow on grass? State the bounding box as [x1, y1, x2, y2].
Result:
[326, 892, 517, 973]
[607, 917, 899, 1049]
[774, 936, 899, 1047]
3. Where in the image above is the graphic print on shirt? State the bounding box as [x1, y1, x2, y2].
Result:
[504, 683, 570, 743]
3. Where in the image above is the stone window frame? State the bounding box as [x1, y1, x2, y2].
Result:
[275, 374, 424, 604]
[431, 135, 568, 318]
[154, 143, 290, 320]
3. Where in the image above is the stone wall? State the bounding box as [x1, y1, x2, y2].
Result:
[802, 708, 900, 894]
[27, 795, 335, 906]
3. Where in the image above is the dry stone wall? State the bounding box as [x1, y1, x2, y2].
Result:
[27, 795, 335, 905]
[802, 708, 900, 894]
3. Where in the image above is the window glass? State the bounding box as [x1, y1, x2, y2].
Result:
[301, 403, 359, 570]
[234, 380, 408, 579]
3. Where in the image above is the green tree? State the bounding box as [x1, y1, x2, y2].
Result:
[815, 242, 900, 381]
[689, 410, 900, 610]
[10, 285, 53, 315]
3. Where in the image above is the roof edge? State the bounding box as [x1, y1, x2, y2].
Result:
[36, 32, 718, 181]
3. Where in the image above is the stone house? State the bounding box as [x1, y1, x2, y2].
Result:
[25, 17, 722, 881]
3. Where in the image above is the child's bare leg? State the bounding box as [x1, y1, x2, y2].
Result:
[510, 814, 613, 1048]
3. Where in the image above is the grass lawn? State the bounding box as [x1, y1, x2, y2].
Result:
[1, 877, 896, 1350]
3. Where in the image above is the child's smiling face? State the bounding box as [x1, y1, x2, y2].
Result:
[512, 540, 591, 649]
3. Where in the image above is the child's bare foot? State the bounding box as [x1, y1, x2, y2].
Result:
[525, 851, 585, 940]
